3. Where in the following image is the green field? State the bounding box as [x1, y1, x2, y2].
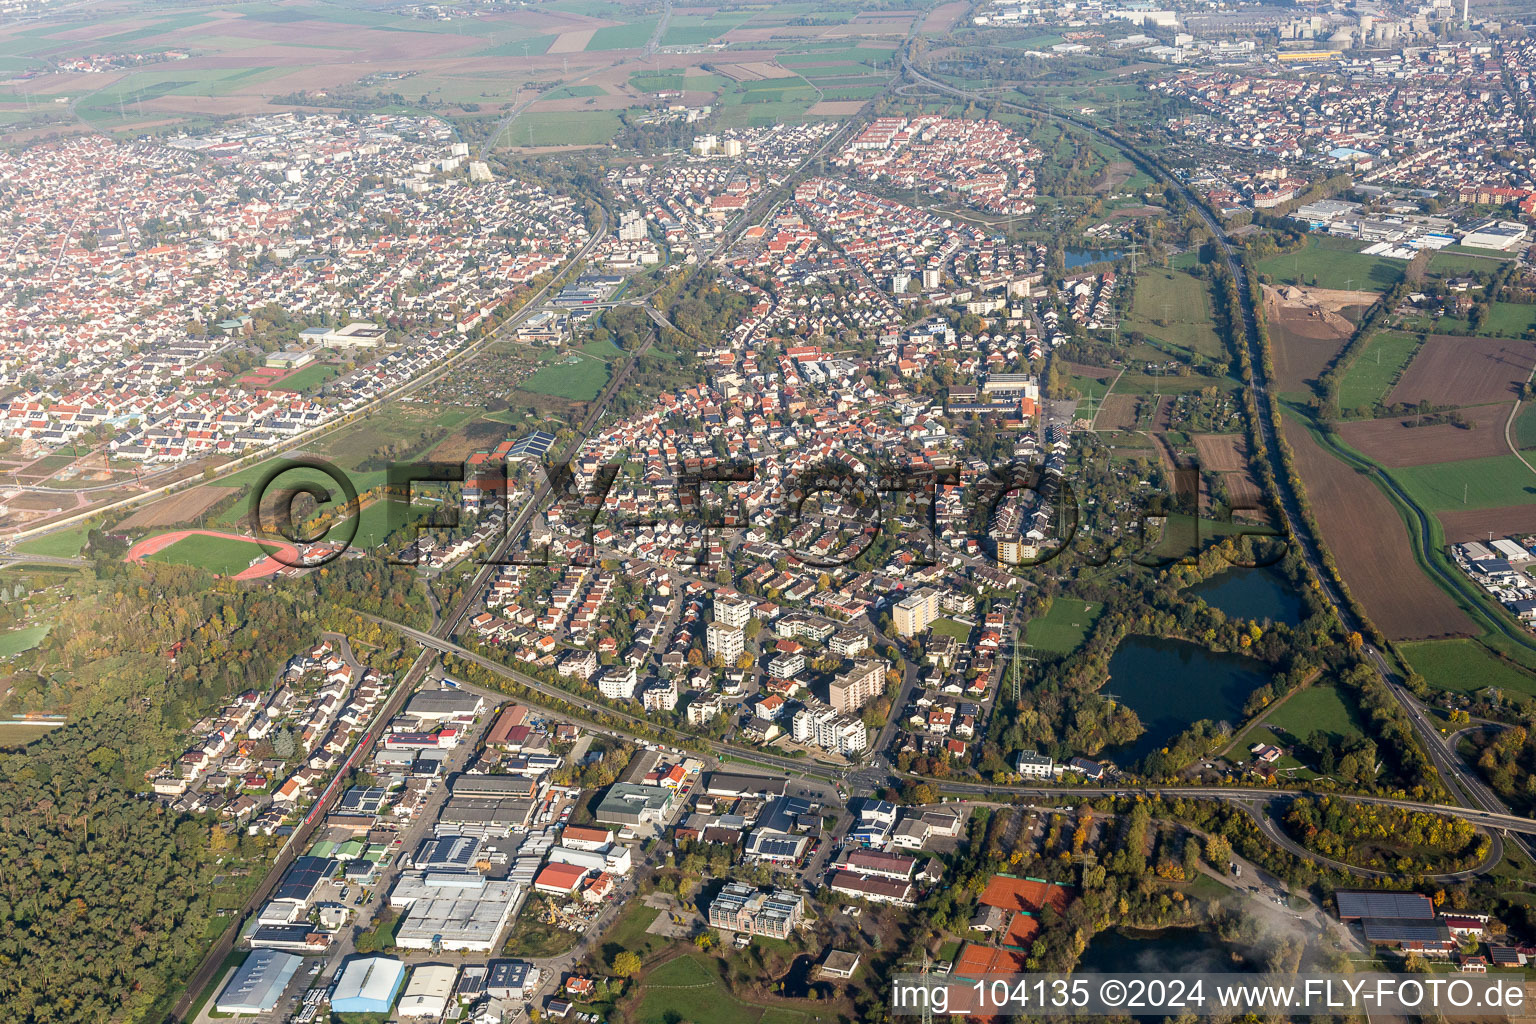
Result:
[1402, 638, 1536, 697]
[1261, 682, 1364, 742]
[635, 955, 826, 1024]
[929, 617, 972, 642]
[519, 353, 610, 400]
[0, 624, 50, 658]
[0, 721, 62, 747]
[585, 19, 658, 50]
[1336, 331, 1420, 412]
[1115, 373, 1236, 395]
[1124, 269, 1224, 358]
[1515, 404, 1536, 450]
[1256, 236, 1405, 291]
[510, 109, 623, 146]
[1480, 302, 1536, 338]
[14, 525, 88, 558]
[1026, 600, 1101, 654]
[1428, 249, 1514, 276]
[1388, 455, 1536, 512]
[144, 533, 271, 576]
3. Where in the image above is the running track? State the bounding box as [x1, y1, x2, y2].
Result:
[123, 529, 299, 580]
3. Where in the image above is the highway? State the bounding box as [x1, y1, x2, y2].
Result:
[897, 56, 1536, 865]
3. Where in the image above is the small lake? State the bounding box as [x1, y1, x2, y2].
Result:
[1078, 927, 1252, 974]
[1188, 567, 1303, 626]
[1102, 636, 1271, 765]
[1065, 248, 1124, 269]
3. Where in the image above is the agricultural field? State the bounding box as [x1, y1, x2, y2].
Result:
[1026, 599, 1101, 655]
[1335, 331, 1420, 412]
[1281, 413, 1472, 641]
[1123, 268, 1224, 358]
[1387, 335, 1536, 409]
[1255, 236, 1405, 291]
[1437, 504, 1536, 544]
[117, 487, 237, 531]
[1401, 638, 1536, 697]
[1336, 407, 1511, 469]
[1387, 455, 1536, 513]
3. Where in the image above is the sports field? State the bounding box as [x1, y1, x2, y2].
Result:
[1401, 638, 1536, 697]
[1026, 600, 1100, 654]
[1256, 237, 1404, 291]
[1335, 331, 1419, 412]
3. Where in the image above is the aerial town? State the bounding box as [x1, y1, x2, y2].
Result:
[2, 0, 1536, 1022]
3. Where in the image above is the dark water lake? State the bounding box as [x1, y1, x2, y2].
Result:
[1188, 567, 1303, 626]
[1065, 248, 1124, 269]
[1078, 926, 1252, 974]
[1102, 636, 1271, 764]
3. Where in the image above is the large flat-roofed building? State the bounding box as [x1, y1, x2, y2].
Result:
[272, 855, 335, 907]
[1336, 891, 1435, 921]
[892, 589, 939, 638]
[487, 960, 540, 1000]
[411, 834, 482, 872]
[215, 950, 303, 1015]
[703, 771, 788, 798]
[388, 873, 523, 951]
[594, 782, 674, 826]
[322, 321, 389, 348]
[438, 795, 536, 836]
[399, 964, 458, 1018]
[332, 956, 407, 1015]
[1460, 218, 1528, 252]
[707, 882, 805, 938]
[405, 688, 486, 724]
[828, 658, 885, 714]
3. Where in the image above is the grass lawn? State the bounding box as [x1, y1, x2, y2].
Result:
[0, 624, 49, 658]
[14, 525, 89, 558]
[1336, 331, 1420, 412]
[1125, 268, 1224, 358]
[1388, 455, 1536, 512]
[1027, 600, 1101, 654]
[1401, 638, 1536, 698]
[1115, 373, 1236, 395]
[145, 533, 270, 576]
[635, 954, 828, 1024]
[600, 902, 664, 963]
[1481, 302, 1536, 338]
[1261, 682, 1364, 742]
[519, 353, 610, 401]
[0, 721, 62, 747]
[929, 617, 972, 642]
[1255, 236, 1405, 291]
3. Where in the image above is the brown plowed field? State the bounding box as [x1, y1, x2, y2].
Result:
[1388, 335, 1536, 408]
[1263, 286, 1353, 395]
[1438, 504, 1536, 544]
[1336, 407, 1511, 467]
[1283, 414, 1473, 640]
[118, 486, 237, 530]
[1095, 393, 1141, 431]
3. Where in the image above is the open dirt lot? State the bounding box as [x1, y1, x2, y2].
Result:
[1263, 285, 1355, 394]
[806, 100, 868, 116]
[548, 29, 599, 53]
[1336, 406, 1514, 468]
[117, 486, 237, 531]
[1094, 393, 1141, 431]
[1283, 414, 1473, 640]
[1388, 335, 1536, 409]
[1438, 504, 1536, 544]
[921, 1, 970, 33]
[1191, 433, 1248, 472]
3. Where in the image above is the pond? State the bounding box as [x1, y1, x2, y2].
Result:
[778, 953, 817, 999]
[1188, 567, 1303, 627]
[1102, 636, 1271, 765]
[1065, 248, 1124, 269]
[1077, 926, 1253, 974]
